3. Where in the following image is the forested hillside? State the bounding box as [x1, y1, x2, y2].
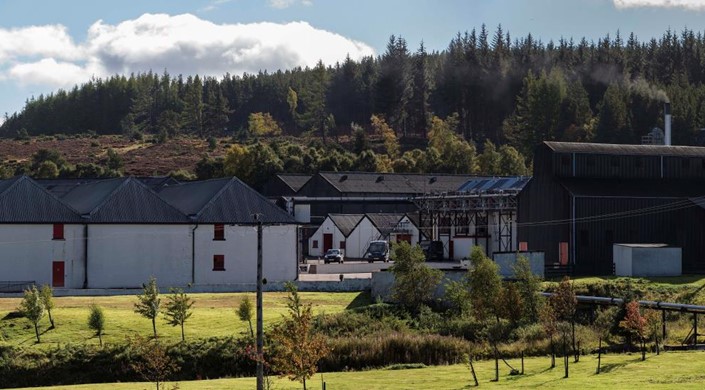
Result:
[3, 26, 705, 173]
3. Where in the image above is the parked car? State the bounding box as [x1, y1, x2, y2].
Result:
[324, 248, 345, 263]
[421, 240, 445, 261]
[364, 240, 390, 263]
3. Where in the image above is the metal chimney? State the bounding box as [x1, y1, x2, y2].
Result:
[665, 102, 672, 146]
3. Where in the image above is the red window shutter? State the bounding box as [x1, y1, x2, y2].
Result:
[53, 224, 64, 240]
[519, 242, 528, 251]
[213, 255, 225, 271]
[214, 224, 225, 240]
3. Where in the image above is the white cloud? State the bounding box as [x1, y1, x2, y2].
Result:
[269, 0, 312, 9]
[200, 0, 233, 12]
[7, 58, 97, 88]
[0, 25, 83, 61]
[613, 0, 705, 10]
[0, 13, 374, 89]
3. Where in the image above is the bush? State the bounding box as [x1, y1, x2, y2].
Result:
[0, 337, 259, 388]
[320, 333, 469, 371]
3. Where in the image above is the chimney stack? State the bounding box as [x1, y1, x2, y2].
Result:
[665, 102, 672, 146]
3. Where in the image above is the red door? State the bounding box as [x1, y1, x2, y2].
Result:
[397, 234, 412, 244]
[52, 261, 65, 287]
[323, 234, 333, 252]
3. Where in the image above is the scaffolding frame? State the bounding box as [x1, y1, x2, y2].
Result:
[413, 192, 519, 255]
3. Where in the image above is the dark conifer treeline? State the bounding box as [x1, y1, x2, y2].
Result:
[3, 26, 705, 158]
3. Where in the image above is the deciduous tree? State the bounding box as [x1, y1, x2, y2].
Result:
[134, 277, 161, 339]
[39, 284, 56, 329]
[18, 286, 45, 343]
[88, 304, 105, 347]
[164, 288, 194, 341]
[389, 241, 443, 313]
[270, 282, 330, 390]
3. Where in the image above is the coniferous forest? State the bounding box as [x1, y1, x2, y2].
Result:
[3, 26, 705, 165]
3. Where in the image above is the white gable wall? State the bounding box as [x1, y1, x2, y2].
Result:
[388, 216, 421, 246]
[86, 224, 192, 289]
[307, 218, 346, 257]
[0, 224, 85, 288]
[195, 224, 297, 284]
[347, 217, 381, 258]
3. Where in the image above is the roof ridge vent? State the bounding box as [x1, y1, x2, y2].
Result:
[376, 175, 384, 183]
[339, 174, 348, 182]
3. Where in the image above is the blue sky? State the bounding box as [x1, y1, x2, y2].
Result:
[1, 0, 705, 120]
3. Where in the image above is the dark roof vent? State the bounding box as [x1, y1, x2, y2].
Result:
[429, 177, 437, 184]
[339, 175, 348, 182]
[376, 175, 384, 183]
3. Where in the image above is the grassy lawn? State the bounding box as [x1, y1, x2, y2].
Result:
[0, 291, 368, 347]
[16, 351, 705, 389]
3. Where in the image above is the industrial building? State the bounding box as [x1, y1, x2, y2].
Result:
[517, 141, 705, 275]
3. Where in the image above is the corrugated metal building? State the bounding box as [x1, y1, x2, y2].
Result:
[518, 141, 705, 275]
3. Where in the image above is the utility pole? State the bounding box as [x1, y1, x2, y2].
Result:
[256, 216, 264, 390]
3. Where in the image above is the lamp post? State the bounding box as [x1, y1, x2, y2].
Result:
[255, 215, 264, 390]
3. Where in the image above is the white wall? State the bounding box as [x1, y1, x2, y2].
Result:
[195, 224, 297, 284]
[389, 216, 420, 246]
[87, 225, 192, 288]
[347, 218, 380, 258]
[308, 218, 345, 257]
[0, 224, 85, 288]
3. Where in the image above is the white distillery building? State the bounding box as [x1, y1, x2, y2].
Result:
[308, 213, 422, 259]
[0, 175, 298, 291]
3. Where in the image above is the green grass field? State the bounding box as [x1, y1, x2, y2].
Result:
[0, 291, 368, 347]
[15, 351, 705, 389]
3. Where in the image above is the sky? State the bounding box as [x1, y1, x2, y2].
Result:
[2, 0, 705, 122]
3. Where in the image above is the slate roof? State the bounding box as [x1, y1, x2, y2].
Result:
[0, 176, 82, 223]
[544, 141, 705, 157]
[277, 174, 312, 193]
[158, 177, 296, 224]
[58, 177, 190, 223]
[327, 214, 364, 237]
[366, 213, 405, 236]
[318, 172, 474, 194]
[39, 176, 178, 198]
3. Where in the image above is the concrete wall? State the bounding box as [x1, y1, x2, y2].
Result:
[613, 244, 682, 277]
[347, 218, 381, 258]
[87, 225, 192, 288]
[195, 224, 297, 285]
[308, 218, 345, 257]
[0, 224, 85, 289]
[493, 251, 545, 278]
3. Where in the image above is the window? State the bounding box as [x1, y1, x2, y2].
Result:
[312, 240, 319, 249]
[213, 255, 225, 271]
[339, 241, 346, 250]
[214, 224, 225, 240]
[53, 224, 64, 240]
[519, 242, 528, 251]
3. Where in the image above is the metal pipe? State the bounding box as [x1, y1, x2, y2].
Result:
[540, 293, 705, 314]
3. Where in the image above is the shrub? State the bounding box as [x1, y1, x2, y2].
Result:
[320, 333, 469, 371]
